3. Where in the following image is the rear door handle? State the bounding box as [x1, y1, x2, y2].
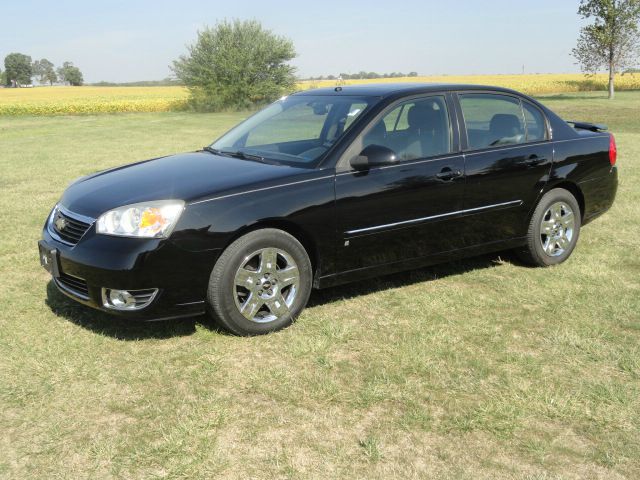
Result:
[436, 167, 463, 181]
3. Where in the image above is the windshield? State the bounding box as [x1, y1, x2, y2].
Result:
[210, 95, 375, 167]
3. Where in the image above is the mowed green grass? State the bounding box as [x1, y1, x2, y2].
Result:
[1, 92, 639, 479]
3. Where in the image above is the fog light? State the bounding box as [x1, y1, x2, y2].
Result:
[101, 287, 158, 311]
[108, 289, 135, 309]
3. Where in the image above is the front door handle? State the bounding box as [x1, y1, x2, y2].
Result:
[436, 167, 463, 181]
[525, 154, 546, 166]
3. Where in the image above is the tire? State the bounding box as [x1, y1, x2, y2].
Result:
[516, 188, 581, 267]
[207, 228, 312, 336]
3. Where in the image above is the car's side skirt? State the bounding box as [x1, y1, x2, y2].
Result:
[314, 236, 527, 289]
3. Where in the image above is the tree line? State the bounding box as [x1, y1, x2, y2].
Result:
[92, 78, 181, 87]
[1, 53, 84, 87]
[305, 72, 419, 81]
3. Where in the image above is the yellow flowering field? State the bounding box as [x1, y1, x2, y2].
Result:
[1, 74, 639, 116]
[299, 73, 640, 96]
[0, 86, 189, 115]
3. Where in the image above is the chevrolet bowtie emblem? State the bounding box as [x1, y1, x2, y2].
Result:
[55, 215, 67, 231]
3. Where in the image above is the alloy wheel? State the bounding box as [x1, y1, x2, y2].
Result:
[540, 201, 575, 257]
[233, 247, 300, 323]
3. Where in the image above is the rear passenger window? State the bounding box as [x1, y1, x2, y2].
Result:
[460, 94, 525, 149]
[362, 96, 452, 161]
[522, 102, 547, 141]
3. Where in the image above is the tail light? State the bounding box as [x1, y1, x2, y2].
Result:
[609, 134, 617, 166]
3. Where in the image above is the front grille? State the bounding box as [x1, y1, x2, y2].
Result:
[56, 273, 90, 300]
[51, 208, 92, 245]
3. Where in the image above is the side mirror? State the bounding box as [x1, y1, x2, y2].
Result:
[350, 144, 398, 170]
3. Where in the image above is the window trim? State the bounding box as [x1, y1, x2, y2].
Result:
[336, 92, 457, 172]
[455, 91, 551, 154]
[521, 99, 550, 143]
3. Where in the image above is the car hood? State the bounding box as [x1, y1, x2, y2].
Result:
[60, 151, 310, 219]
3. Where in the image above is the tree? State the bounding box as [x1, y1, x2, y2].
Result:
[57, 62, 84, 86]
[46, 68, 58, 85]
[572, 0, 640, 99]
[4, 53, 33, 86]
[32, 58, 57, 85]
[172, 19, 296, 111]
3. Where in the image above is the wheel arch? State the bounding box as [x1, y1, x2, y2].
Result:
[543, 180, 586, 220]
[222, 219, 319, 279]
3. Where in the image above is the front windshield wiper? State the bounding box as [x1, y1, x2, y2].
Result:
[203, 146, 280, 165]
[202, 146, 222, 155]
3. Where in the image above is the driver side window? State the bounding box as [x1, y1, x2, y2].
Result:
[363, 96, 452, 161]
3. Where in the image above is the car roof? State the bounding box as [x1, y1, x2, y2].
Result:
[293, 82, 523, 98]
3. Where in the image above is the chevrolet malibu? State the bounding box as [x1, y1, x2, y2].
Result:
[39, 84, 618, 335]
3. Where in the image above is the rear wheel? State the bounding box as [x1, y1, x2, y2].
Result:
[207, 229, 312, 335]
[516, 188, 581, 267]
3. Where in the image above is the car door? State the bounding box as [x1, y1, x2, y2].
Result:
[333, 93, 466, 274]
[455, 92, 553, 245]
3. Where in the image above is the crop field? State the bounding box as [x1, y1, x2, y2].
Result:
[1, 73, 639, 116]
[300, 73, 640, 95]
[0, 86, 189, 115]
[0, 92, 639, 479]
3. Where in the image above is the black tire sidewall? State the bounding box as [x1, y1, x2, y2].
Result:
[207, 229, 312, 335]
[529, 189, 581, 266]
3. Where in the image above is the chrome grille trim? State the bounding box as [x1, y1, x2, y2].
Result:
[47, 205, 95, 246]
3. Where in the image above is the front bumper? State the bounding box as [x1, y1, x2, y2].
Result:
[40, 218, 221, 321]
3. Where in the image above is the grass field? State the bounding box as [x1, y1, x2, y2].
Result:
[0, 92, 639, 479]
[1, 73, 640, 116]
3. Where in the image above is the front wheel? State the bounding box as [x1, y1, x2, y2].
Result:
[516, 188, 582, 267]
[207, 229, 312, 335]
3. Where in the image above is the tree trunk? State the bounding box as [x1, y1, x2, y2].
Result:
[608, 62, 615, 100]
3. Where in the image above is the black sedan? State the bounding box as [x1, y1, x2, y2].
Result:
[39, 83, 618, 335]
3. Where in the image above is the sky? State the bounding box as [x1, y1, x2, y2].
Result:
[1, 0, 587, 83]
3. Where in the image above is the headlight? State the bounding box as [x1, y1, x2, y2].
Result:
[96, 200, 185, 238]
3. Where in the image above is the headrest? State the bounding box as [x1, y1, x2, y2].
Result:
[489, 114, 522, 137]
[408, 104, 440, 130]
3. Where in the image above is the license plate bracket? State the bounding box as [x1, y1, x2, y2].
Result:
[38, 241, 60, 278]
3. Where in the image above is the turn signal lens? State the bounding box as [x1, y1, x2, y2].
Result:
[609, 134, 617, 166]
[140, 208, 165, 229]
